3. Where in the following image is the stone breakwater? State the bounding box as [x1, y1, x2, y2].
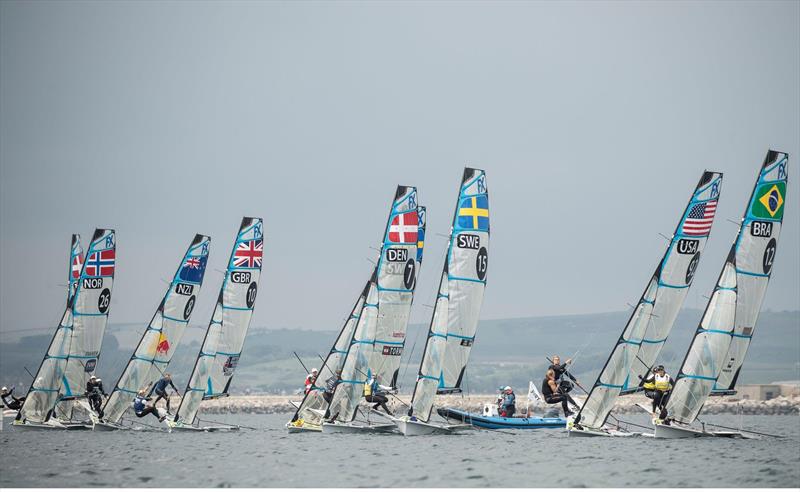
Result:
[194, 394, 800, 416]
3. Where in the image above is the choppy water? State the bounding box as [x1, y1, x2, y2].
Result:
[1, 413, 798, 487]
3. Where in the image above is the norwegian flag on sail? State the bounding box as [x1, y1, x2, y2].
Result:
[389, 212, 418, 243]
[71, 253, 84, 279]
[85, 249, 115, 276]
[233, 239, 263, 268]
[682, 200, 717, 236]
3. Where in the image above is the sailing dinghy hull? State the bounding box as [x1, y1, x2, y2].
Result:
[393, 418, 466, 436]
[11, 420, 67, 431]
[321, 422, 397, 434]
[438, 408, 565, 430]
[653, 422, 744, 439]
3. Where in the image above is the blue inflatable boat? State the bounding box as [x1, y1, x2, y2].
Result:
[437, 407, 566, 430]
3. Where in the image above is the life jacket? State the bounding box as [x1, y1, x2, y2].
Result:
[643, 376, 656, 391]
[364, 380, 374, 397]
[133, 396, 146, 414]
[654, 374, 672, 391]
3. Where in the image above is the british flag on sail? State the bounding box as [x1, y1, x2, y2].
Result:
[85, 249, 115, 276]
[682, 200, 718, 236]
[72, 253, 84, 279]
[233, 239, 263, 268]
[389, 211, 418, 243]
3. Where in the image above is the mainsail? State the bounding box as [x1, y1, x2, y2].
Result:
[16, 229, 116, 424]
[409, 168, 489, 421]
[326, 186, 420, 423]
[173, 218, 263, 426]
[102, 234, 210, 424]
[574, 171, 723, 429]
[666, 150, 788, 424]
[68, 234, 84, 305]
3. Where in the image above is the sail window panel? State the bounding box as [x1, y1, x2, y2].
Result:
[669, 377, 714, 423]
[579, 387, 619, 428]
[441, 280, 484, 389]
[734, 275, 769, 334]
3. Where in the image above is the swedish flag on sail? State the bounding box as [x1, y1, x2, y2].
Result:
[457, 196, 489, 231]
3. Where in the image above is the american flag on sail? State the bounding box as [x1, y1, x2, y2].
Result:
[682, 200, 717, 236]
[389, 211, 418, 243]
[233, 240, 263, 268]
[71, 253, 84, 279]
[85, 249, 115, 276]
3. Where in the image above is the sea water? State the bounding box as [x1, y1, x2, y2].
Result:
[1, 413, 798, 487]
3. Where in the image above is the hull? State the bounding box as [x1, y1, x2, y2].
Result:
[11, 420, 67, 431]
[169, 423, 238, 432]
[438, 408, 566, 430]
[654, 422, 710, 439]
[321, 421, 397, 434]
[395, 418, 456, 436]
[286, 421, 321, 433]
[93, 421, 126, 431]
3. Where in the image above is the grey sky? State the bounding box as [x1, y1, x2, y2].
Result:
[1, 1, 798, 337]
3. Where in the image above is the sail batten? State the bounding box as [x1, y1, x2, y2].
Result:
[574, 171, 723, 430]
[667, 151, 788, 424]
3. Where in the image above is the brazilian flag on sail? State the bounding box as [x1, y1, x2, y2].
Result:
[751, 182, 786, 220]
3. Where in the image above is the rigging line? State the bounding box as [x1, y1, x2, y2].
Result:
[398, 325, 422, 391]
[293, 352, 310, 375]
[198, 418, 257, 431]
[607, 413, 652, 431]
[695, 418, 784, 439]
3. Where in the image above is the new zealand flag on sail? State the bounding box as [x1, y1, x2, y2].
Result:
[179, 255, 208, 283]
[457, 196, 489, 231]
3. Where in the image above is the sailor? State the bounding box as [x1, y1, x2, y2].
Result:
[323, 370, 341, 404]
[548, 355, 577, 393]
[643, 365, 674, 418]
[542, 368, 578, 417]
[133, 390, 166, 422]
[1, 386, 25, 410]
[500, 386, 516, 417]
[147, 373, 179, 413]
[364, 374, 392, 415]
[85, 375, 106, 418]
[305, 368, 318, 395]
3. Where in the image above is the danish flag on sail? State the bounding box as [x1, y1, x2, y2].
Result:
[72, 253, 84, 279]
[389, 212, 418, 243]
[233, 240, 263, 268]
[85, 249, 115, 276]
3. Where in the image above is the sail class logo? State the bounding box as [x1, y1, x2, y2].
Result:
[457, 196, 489, 231]
[153, 332, 170, 355]
[753, 183, 785, 219]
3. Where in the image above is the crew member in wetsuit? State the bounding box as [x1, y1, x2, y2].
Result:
[133, 390, 166, 422]
[542, 368, 578, 417]
[500, 386, 516, 417]
[549, 355, 578, 394]
[323, 370, 341, 404]
[642, 365, 674, 419]
[364, 374, 392, 415]
[1, 386, 25, 410]
[147, 373, 179, 413]
[85, 376, 107, 418]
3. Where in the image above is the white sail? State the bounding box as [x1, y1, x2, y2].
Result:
[174, 218, 263, 426]
[370, 186, 420, 388]
[288, 282, 369, 428]
[16, 229, 115, 424]
[574, 171, 723, 429]
[102, 234, 210, 424]
[408, 168, 489, 422]
[326, 186, 420, 423]
[68, 234, 84, 305]
[666, 150, 788, 424]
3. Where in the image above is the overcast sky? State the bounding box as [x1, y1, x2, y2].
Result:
[1, 1, 798, 338]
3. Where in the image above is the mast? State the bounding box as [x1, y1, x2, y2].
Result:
[326, 186, 420, 423]
[102, 234, 210, 424]
[408, 168, 489, 422]
[666, 150, 788, 424]
[173, 218, 263, 426]
[67, 234, 84, 305]
[574, 171, 723, 429]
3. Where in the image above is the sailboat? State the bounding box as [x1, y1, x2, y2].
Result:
[394, 168, 490, 436]
[655, 150, 788, 438]
[170, 218, 263, 431]
[321, 186, 421, 433]
[14, 229, 116, 430]
[568, 170, 723, 437]
[95, 234, 211, 431]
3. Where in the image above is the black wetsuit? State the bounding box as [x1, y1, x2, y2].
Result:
[85, 380, 106, 418]
[133, 396, 162, 421]
[549, 363, 577, 393]
[323, 376, 338, 404]
[542, 378, 577, 417]
[148, 377, 178, 413]
[1, 390, 24, 410]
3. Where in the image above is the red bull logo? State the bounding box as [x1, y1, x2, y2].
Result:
[156, 338, 170, 354]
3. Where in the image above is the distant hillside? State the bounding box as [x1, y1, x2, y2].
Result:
[1, 310, 797, 394]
